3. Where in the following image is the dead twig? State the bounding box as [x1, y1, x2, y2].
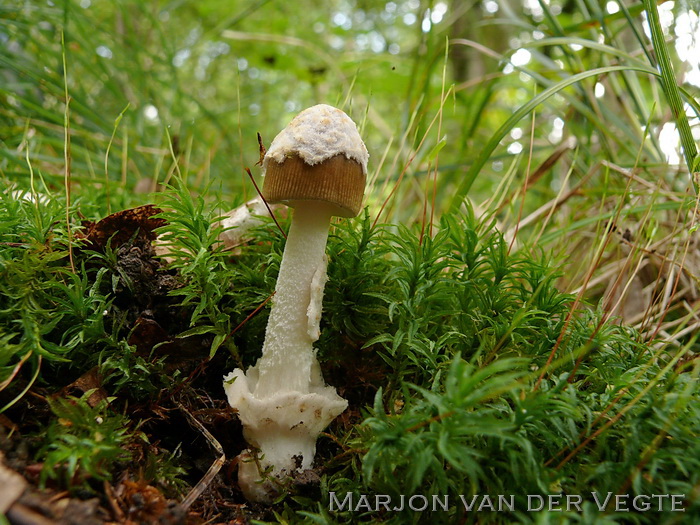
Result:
[245, 167, 287, 239]
[177, 403, 226, 512]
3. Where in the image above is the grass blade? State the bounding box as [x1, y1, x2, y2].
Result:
[450, 64, 657, 209]
[642, 0, 699, 183]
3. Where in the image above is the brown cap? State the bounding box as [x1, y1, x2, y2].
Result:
[262, 154, 366, 217]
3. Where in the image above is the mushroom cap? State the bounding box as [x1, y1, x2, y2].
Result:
[262, 104, 368, 217]
[263, 154, 365, 217]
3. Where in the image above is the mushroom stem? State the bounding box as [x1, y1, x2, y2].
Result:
[223, 201, 347, 502]
[254, 202, 334, 397]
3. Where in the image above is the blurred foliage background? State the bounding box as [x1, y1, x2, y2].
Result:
[2, 0, 700, 307]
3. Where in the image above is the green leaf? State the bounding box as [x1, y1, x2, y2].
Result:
[176, 325, 216, 338]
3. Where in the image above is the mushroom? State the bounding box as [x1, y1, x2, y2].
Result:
[223, 104, 368, 502]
